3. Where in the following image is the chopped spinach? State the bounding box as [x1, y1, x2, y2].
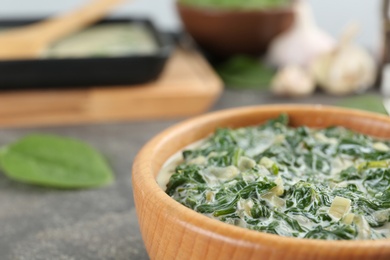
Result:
[162, 114, 390, 240]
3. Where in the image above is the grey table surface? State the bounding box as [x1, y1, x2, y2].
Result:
[0, 89, 364, 259]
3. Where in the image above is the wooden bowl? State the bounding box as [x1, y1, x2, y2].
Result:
[132, 105, 390, 260]
[176, 3, 295, 57]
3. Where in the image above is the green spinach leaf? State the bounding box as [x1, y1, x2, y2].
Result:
[0, 135, 113, 188]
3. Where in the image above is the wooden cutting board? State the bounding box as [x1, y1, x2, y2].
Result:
[0, 48, 223, 128]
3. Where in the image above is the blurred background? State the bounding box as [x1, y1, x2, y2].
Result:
[0, 0, 382, 51]
[0, 0, 390, 124]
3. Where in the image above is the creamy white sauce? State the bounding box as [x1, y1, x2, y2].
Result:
[157, 139, 205, 189]
[158, 122, 390, 240]
[44, 23, 158, 58]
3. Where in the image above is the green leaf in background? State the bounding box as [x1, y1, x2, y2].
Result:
[0, 135, 114, 188]
[335, 94, 388, 115]
[216, 56, 275, 89]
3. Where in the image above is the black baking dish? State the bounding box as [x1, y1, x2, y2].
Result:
[0, 18, 173, 89]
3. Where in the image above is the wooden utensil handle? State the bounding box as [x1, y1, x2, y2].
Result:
[16, 0, 125, 42]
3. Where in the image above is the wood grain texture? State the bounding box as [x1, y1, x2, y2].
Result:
[132, 105, 390, 260]
[0, 48, 222, 128]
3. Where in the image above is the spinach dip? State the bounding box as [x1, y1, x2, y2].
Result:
[43, 23, 158, 58]
[158, 114, 390, 240]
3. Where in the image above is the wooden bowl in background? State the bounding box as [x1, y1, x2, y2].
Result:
[176, 3, 295, 57]
[132, 105, 390, 260]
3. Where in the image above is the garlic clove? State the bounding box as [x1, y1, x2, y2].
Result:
[311, 25, 377, 96]
[267, 0, 335, 68]
[271, 65, 315, 97]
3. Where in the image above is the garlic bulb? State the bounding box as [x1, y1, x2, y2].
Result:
[271, 65, 315, 97]
[267, 0, 335, 68]
[311, 25, 377, 95]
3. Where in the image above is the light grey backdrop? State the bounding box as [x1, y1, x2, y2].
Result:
[0, 0, 382, 54]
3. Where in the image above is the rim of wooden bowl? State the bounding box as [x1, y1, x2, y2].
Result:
[132, 105, 390, 258]
[176, 1, 296, 14]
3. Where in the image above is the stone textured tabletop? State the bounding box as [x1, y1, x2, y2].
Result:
[0, 89, 359, 259]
